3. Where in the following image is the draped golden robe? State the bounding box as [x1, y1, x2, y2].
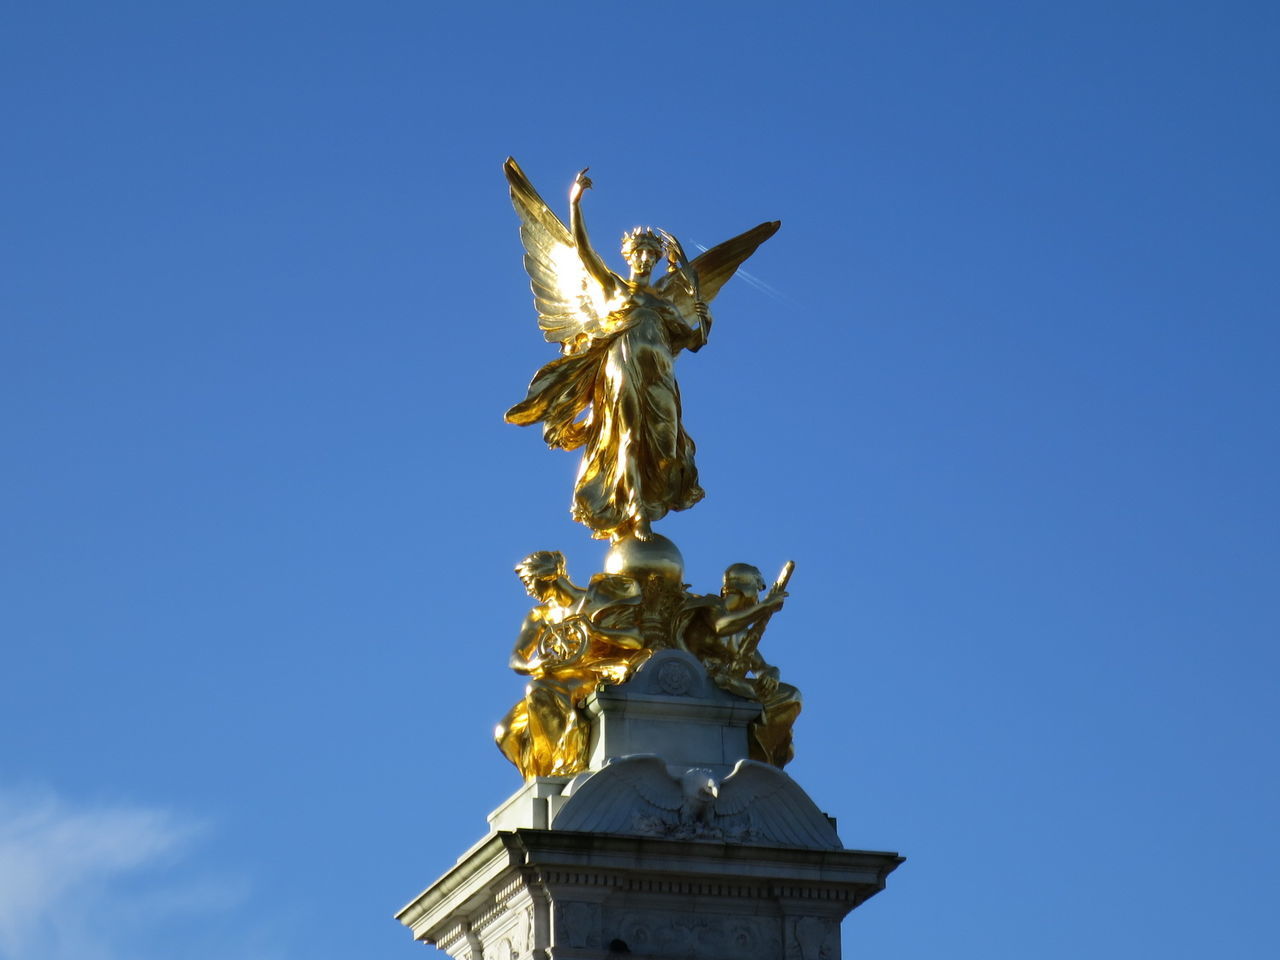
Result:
[507, 286, 705, 540]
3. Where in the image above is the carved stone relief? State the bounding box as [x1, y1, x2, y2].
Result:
[557, 900, 601, 951]
[656, 657, 697, 696]
[518, 905, 532, 958]
[608, 910, 780, 960]
[790, 916, 837, 960]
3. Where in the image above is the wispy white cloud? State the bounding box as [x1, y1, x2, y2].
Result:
[0, 785, 265, 960]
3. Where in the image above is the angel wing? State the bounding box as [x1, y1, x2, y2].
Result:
[504, 158, 614, 350]
[655, 220, 781, 315]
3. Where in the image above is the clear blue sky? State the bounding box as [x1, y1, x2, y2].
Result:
[2, 2, 1277, 958]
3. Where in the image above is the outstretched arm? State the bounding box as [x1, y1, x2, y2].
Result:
[569, 169, 619, 295]
[713, 592, 786, 637]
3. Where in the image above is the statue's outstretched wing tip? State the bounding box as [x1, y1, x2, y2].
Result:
[502, 159, 609, 345]
[504, 157, 537, 194]
[672, 219, 782, 304]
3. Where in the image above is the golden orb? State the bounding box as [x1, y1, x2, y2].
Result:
[604, 534, 684, 585]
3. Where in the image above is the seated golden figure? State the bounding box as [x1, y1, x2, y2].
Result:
[495, 551, 647, 779]
[683, 562, 801, 768]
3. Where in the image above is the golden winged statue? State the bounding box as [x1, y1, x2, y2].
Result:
[503, 158, 780, 542]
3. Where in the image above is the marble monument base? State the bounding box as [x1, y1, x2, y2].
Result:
[396, 828, 902, 960]
[398, 652, 902, 960]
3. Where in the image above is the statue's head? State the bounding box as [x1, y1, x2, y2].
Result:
[722, 563, 766, 600]
[620, 227, 664, 279]
[515, 550, 566, 597]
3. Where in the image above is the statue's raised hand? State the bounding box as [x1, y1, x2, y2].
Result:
[570, 167, 593, 203]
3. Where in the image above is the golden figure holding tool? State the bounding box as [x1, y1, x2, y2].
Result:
[683, 561, 801, 768]
[495, 551, 648, 778]
[503, 159, 779, 542]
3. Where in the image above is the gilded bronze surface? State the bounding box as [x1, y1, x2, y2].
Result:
[495, 551, 648, 778]
[503, 159, 779, 542]
[496, 541, 800, 779]
[683, 562, 800, 767]
[495, 160, 800, 781]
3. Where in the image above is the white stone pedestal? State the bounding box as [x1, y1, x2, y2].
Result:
[398, 651, 903, 959]
[397, 829, 902, 960]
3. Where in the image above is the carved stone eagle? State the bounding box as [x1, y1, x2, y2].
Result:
[551, 755, 841, 849]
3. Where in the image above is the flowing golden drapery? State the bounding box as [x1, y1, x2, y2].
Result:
[502, 158, 778, 542]
[507, 292, 705, 539]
